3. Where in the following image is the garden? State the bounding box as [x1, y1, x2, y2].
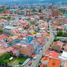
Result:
[0, 52, 27, 67]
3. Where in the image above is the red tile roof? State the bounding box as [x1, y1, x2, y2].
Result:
[42, 56, 49, 61]
[40, 64, 46, 67]
[0, 34, 8, 40]
[48, 58, 61, 67]
[64, 62, 67, 67]
[45, 51, 59, 58]
[53, 41, 64, 47]
[19, 19, 28, 27]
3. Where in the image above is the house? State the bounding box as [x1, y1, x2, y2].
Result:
[47, 58, 61, 67]
[19, 19, 29, 28]
[53, 18, 67, 26]
[0, 46, 13, 54]
[8, 36, 19, 42]
[41, 54, 60, 67]
[59, 51, 67, 61]
[51, 8, 62, 17]
[54, 41, 64, 48]
[56, 26, 64, 30]
[38, 20, 48, 31]
[63, 44, 67, 51]
[0, 34, 8, 40]
[41, 32, 50, 38]
[13, 43, 34, 57]
[41, 56, 49, 65]
[52, 17, 67, 31]
[4, 10, 11, 14]
[3, 26, 17, 35]
[0, 19, 7, 29]
[10, 47, 20, 57]
[0, 40, 8, 47]
[36, 37, 45, 46]
[45, 50, 59, 58]
[63, 24, 67, 31]
[20, 45, 34, 57]
[51, 41, 64, 52]
[40, 64, 46, 67]
[64, 62, 67, 67]
[10, 29, 20, 35]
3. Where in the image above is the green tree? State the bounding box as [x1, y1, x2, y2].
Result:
[0, 29, 3, 34]
[57, 30, 64, 36]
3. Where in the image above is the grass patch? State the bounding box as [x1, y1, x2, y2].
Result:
[0, 53, 12, 64]
[0, 52, 27, 66]
[8, 57, 27, 66]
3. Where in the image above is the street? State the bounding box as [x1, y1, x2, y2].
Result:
[22, 20, 55, 67]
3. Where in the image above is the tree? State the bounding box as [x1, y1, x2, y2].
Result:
[0, 29, 3, 34]
[54, 37, 60, 41]
[57, 30, 64, 36]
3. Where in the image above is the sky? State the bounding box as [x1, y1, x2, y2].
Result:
[0, 0, 67, 5]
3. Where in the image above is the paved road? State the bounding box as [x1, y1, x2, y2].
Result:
[22, 53, 42, 67]
[43, 21, 54, 52]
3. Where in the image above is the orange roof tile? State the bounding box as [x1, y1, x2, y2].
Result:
[48, 58, 61, 67]
[40, 64, 46, 67]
